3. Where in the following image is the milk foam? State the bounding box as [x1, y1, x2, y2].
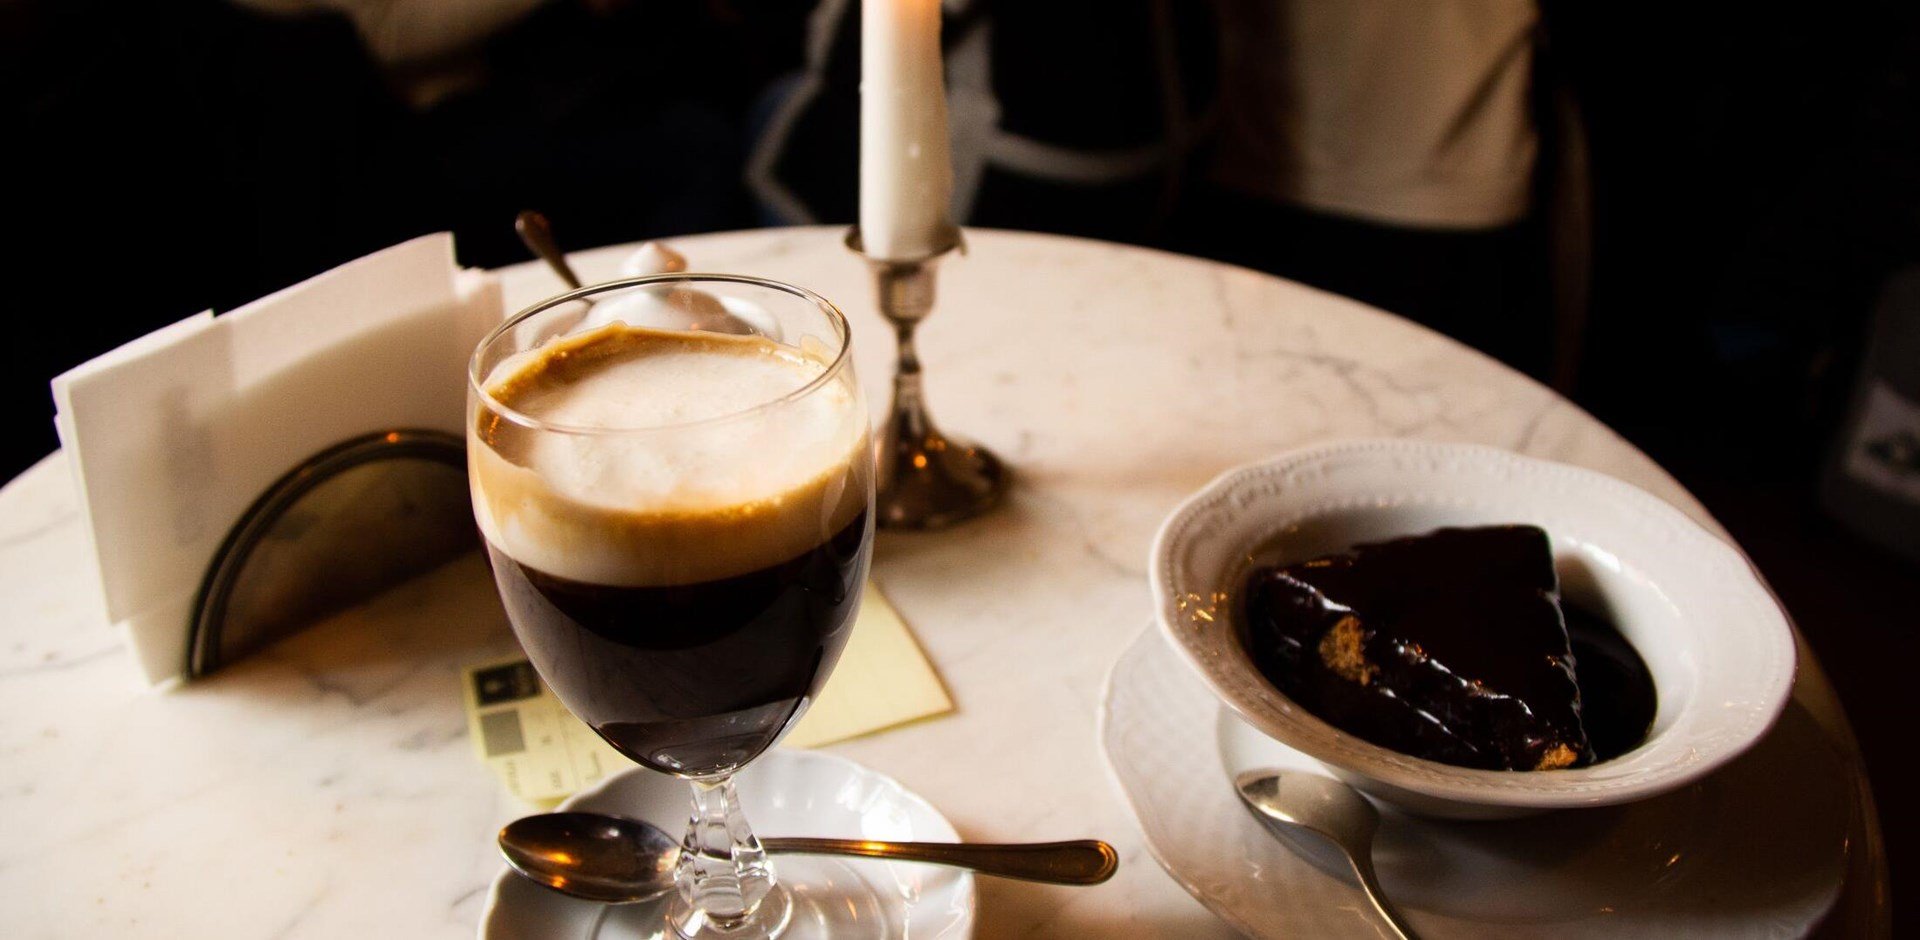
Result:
[470, 325, 869, 586]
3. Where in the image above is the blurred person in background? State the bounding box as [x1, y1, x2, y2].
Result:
[1170, 0, 1559, 379]
[227, 0, 559, 109]
[746, 1, 1216, 251]
[750, 1, 1558, 375]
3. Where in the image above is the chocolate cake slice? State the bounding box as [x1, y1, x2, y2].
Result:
[1240, 525, 1593, 771]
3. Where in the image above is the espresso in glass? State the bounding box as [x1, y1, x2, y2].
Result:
[471, 321, 872, 779]
[471, 276, 876, 940]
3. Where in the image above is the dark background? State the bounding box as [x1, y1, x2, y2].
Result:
[4, 0, 1914, 922]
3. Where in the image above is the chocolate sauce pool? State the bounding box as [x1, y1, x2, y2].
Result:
[1562, 605, 1657, 762]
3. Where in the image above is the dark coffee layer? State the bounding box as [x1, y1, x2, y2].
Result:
[1241, 525, 1639, 771]
[488, 510, 870, 778]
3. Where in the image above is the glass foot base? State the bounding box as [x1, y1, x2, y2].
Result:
[609, 858, 903, 940]
[668, 883, 791, 940]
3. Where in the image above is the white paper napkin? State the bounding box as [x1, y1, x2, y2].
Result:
[52, 234, 503, 686]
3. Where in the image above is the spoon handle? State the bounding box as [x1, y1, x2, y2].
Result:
[761, 837, 1118, 885]
[514, 210, 584, 290]
[1347, 855, 1421, 940]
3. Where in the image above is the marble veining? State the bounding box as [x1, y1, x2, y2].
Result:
[0, 227, 1875, 938]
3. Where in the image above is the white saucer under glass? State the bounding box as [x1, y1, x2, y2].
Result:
[1100, 627, 1852, 938]
[482, 749, 975, 940]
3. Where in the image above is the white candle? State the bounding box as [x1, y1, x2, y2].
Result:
[860, 0, 954, 261]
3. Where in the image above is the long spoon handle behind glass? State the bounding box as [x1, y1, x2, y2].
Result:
[761, 837, 1118, 885]
[514, 210, 584, 290]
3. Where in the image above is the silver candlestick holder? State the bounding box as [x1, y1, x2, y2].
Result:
[847, 226, 1009, 530]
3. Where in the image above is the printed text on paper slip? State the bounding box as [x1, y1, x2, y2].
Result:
[462, 584, 952, 802]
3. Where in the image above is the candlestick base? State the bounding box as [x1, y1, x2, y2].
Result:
[847, 227, 1010, 531]
[874, 420, 1008, 532]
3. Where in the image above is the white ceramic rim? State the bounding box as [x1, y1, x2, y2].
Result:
[1148, 438, 1798, 810]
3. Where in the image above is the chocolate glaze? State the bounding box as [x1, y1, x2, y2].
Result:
[1240, 525, 1649, 771]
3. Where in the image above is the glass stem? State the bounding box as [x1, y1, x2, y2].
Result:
[890, 320, 932, 439]
[675, 775, 775, 934]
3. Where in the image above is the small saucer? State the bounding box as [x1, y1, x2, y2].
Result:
[480, 750, 975, 939]
[1100, 627, 1851, 938]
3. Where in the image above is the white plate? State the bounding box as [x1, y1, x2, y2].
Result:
[1100, 627, 1851, 939]
[481, 750, 976, 939]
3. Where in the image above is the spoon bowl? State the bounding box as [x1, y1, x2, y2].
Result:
[1235, 770, 1422, 940]
[500, 812, 681, 904]
[1235, 769, 1381, 848]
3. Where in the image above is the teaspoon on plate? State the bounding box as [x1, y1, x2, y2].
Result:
[500, 812, 1119, 904]
[1235, 770, 1422, 940]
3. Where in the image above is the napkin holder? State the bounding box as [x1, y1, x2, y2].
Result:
[186, 428, 473, 677]
[52, 234, 504, 687]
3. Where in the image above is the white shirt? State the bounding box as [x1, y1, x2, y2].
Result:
[1211, 0, 1540, 229]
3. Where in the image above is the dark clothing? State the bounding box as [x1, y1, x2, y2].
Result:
[1166, 188, 1551, 377]
[3, 0, 793, 478]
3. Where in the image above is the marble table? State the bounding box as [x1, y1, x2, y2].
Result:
[0, 227, 1887, 937]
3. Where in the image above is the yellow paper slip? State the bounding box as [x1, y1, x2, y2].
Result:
[462, 583, 953, 803]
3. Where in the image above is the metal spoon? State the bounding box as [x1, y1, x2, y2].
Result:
[514, 210, 585, 290]
[513, 210, 760, 335]
[1234, 770, 1421, 940]
[500, 812, 1119, 904]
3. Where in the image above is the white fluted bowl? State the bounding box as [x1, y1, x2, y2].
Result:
[1149, 440, 1797, 819]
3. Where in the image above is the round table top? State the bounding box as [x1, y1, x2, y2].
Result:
[0, 227, 1886, 937]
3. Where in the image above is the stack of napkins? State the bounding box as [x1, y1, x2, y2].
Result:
[53, 235, 502, 685]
